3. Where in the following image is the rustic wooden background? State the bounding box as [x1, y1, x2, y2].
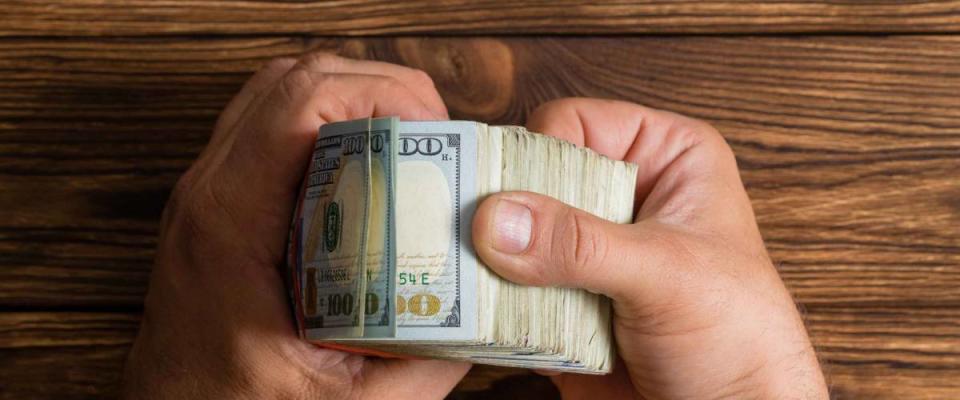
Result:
[1, 1, 959, 399]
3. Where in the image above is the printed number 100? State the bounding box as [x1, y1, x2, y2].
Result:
[325, 293, 354, 316]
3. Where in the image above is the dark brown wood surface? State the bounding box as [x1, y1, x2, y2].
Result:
[4, 1, 960, 35]
[1, 3, 959, 400]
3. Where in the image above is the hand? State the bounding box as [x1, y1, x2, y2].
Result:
[472, 98, 829, 399]
[122, 53, 470, 399]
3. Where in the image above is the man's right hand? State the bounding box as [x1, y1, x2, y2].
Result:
[472, 98, 829, 399]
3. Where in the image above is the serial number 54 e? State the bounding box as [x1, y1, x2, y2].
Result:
[398, 272, 430, 285]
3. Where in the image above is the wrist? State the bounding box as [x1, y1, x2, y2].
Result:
[731, 309, 828, 399]
[705, 281, 827, 399]
[756, 344, 828, 399]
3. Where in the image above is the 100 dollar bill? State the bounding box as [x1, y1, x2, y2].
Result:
[288, 118, 479, 341]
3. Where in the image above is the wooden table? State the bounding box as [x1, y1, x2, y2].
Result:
[1, 2, 959, 399]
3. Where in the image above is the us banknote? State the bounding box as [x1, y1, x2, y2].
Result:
[289, 118, 479, 341]
[286, 117, 637, 373]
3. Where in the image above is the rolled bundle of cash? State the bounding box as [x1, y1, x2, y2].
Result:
[285, 117, 638, 374]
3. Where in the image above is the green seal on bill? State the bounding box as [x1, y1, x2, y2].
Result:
[324, 201, 341, 253]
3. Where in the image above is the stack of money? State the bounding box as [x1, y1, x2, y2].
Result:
[285, 118, 638, 374]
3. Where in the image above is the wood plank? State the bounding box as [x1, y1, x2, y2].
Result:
[4, 1, 960, 36]
[0, 313, 135, 399]
[1, 309, 956, 399]
[0, 312, 557, 399]
[0, 36, 957, 309]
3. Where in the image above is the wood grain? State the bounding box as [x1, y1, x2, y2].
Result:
[5, 1, 960, 36]
[2, 309, 956, 399]
[0, 312, 556, 399]
[0, 35, 958, 398]
[1, 36, 957, 307]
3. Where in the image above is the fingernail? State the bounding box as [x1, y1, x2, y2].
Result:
[492, 199, 532, 254]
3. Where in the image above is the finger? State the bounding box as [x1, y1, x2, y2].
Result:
[360, 359, 471, 399]
[526, 97, 645, 160]
[209, 72, 439, 248]
[214, 58, 299, 138]
[472, 190, 681, 308]
[199, 57, 298, 166]
[293, 52, 448, 119]
[526, 98, 745, 223]
[233, 70, 440, 186]
[216, 53, 446, 141]
[206, 53, 445, 167]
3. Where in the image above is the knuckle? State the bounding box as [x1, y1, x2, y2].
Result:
[262, 57, 297, 74]
[371, 76, 411, 100]
[555, 209, 608, 280]
[159, 171, 216, 260]
[409, 68, 436, 88]
[176, 200, 211, 253]
[532, 98, 577, 116]
[683, 117, 737, 161]
[676, 115, 721, 146]
[180, 180, 218, 235]
[376, 75, 406, 93]
[301, 52, 342, 70]
[166, 169, 235, 237]
[278, 67, 317, 102]
[664, 114, 738, 166]
[166, 169, 198, 219]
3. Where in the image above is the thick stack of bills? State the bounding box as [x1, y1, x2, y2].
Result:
[285, 117, 638, 374]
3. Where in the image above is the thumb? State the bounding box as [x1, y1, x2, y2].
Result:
[472, 191, 673, 304]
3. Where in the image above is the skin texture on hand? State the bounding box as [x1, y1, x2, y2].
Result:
[121, 53, 470, 400]
[472, 98, 830, 400]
